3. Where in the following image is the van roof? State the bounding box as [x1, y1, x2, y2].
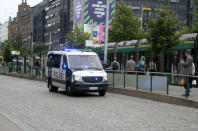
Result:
[47, 50, 97, 56]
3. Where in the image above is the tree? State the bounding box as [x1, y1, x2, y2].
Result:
[147, 6, 183, 72]
[12, 34, 23, 51]
[66, 26, 90, 48]
[192, 0, 198, 33]
[0, 40, 7, 55]
[3, 40, 12, 64]
[109, 1, 144, 62]
[33, 43, 45, 54]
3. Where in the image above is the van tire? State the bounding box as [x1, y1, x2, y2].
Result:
[48, 79, 58, 92]
[99, 91, 106, 96]
[66, 85, 73, 96]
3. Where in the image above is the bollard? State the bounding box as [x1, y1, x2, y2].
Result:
[113, 71, 115, 88]
[167, 75, 169, 95]
[124, 71, 126, 88]
[150, 73, 153, 92]
[136, 72, 138, 90]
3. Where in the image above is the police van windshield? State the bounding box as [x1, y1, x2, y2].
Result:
[68, 55, 103, 70]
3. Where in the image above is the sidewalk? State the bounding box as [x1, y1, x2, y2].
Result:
[169, 86, 198, 102]
[0, 113, 22, 131]
[114, 84, 198, 103]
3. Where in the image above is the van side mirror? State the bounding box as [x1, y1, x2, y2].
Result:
[62, 63, 68, 70]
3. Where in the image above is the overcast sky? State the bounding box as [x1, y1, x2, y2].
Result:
[0, 0, 42, 23]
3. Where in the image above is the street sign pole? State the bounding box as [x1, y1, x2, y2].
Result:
[104, 0, 109, 65]
[49, 32, 52, 51]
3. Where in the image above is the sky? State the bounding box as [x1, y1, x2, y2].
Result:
[0, 0, 42, 23]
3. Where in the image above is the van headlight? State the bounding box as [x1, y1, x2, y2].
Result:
[103, 74, 108, 81]
[72, 74, 82, 82]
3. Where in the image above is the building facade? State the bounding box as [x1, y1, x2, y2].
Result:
[8, 0, 32, 48]
[0, 21, 8, 43]
[32, 0, 72, 50]
[32, 0, 47, 44]
[31, 0, 194, 49]
[118, 0, 192, 30]
[17, 0, 31, 47]
[8, 17, 18, 40]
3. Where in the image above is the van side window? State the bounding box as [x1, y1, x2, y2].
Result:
[53, 54, 62, 68]
[63, 55, 68, 65]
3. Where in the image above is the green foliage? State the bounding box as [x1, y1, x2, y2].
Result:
[0, 41, 7, 55]
[3, 40, 12, 64]
[192, 0, 198, 33]
[109, 1, 144, 43]
[33, 43, 45, 54]
[147, 6, 183, 56]
[66, 26, 91, 48]
[12, 34, 23, 51]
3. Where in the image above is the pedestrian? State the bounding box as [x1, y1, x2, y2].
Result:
[181, 50, 193, 97]
[148, 59, 156, 72]
[100, 56, 105, 68]
[111, 57, 120, 70]
[136, 56, 146, 75]
[35, 59, 40, 77]
[126, 56, 136, 73]
[178, 58, 184, 85]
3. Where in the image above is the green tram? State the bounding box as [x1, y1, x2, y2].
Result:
[93, 33, 198, 73]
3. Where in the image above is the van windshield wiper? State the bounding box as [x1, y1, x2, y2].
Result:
[72, 68, 83, 70]
[85, 67, 102, 70]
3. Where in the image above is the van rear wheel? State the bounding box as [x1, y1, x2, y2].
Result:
[99, 91, 106, 96]
[48, 79, 58, 92]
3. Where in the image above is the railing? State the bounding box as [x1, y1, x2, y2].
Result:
[0, 66, 46, 78]
[106, 70, 198, 98]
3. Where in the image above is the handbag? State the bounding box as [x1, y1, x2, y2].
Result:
[180, 78, 185, 86]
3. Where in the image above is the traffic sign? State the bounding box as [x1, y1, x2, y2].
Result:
[12, 51, 20, 55]
[93, 40, 101, 44]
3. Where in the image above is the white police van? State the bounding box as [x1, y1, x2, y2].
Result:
[46, 49, 108, 96]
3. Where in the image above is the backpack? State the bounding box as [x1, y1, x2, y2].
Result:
[112, 62, 119, 70]
[136, 63, 141, 71]
[136, 61, 145, 71]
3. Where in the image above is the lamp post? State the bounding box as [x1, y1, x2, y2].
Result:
[104, 0, 109, 65]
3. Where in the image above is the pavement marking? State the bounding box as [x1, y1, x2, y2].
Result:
[0, 113, 22, 131]
[0, 109, 37, 131]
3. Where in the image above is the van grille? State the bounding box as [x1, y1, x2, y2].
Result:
[82, 77, 103, 83]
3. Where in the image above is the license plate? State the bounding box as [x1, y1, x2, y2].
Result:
[89, 87, 98, 90]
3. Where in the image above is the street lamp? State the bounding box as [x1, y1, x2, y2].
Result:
[104, 0, 109, 65]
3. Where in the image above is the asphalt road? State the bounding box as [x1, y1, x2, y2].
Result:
[0, 75, 198, 131]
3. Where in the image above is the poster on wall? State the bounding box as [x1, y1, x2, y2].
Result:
[73, 0, 84, 26]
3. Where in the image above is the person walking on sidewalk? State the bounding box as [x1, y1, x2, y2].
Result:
[181, 50, 193, 97]
[126, 56, 136, 72]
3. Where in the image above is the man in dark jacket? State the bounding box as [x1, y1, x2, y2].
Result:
[181, 50, 193, 97]
[111, 57, 120, 70]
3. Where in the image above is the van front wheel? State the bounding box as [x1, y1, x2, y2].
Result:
[66, 85, 73, 96]
[99, 91, 106, 96]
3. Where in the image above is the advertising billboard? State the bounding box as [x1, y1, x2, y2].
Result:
[73, 0, 84, 26]
[74, 0, 115, 26]
[84, 0, 115, 25]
